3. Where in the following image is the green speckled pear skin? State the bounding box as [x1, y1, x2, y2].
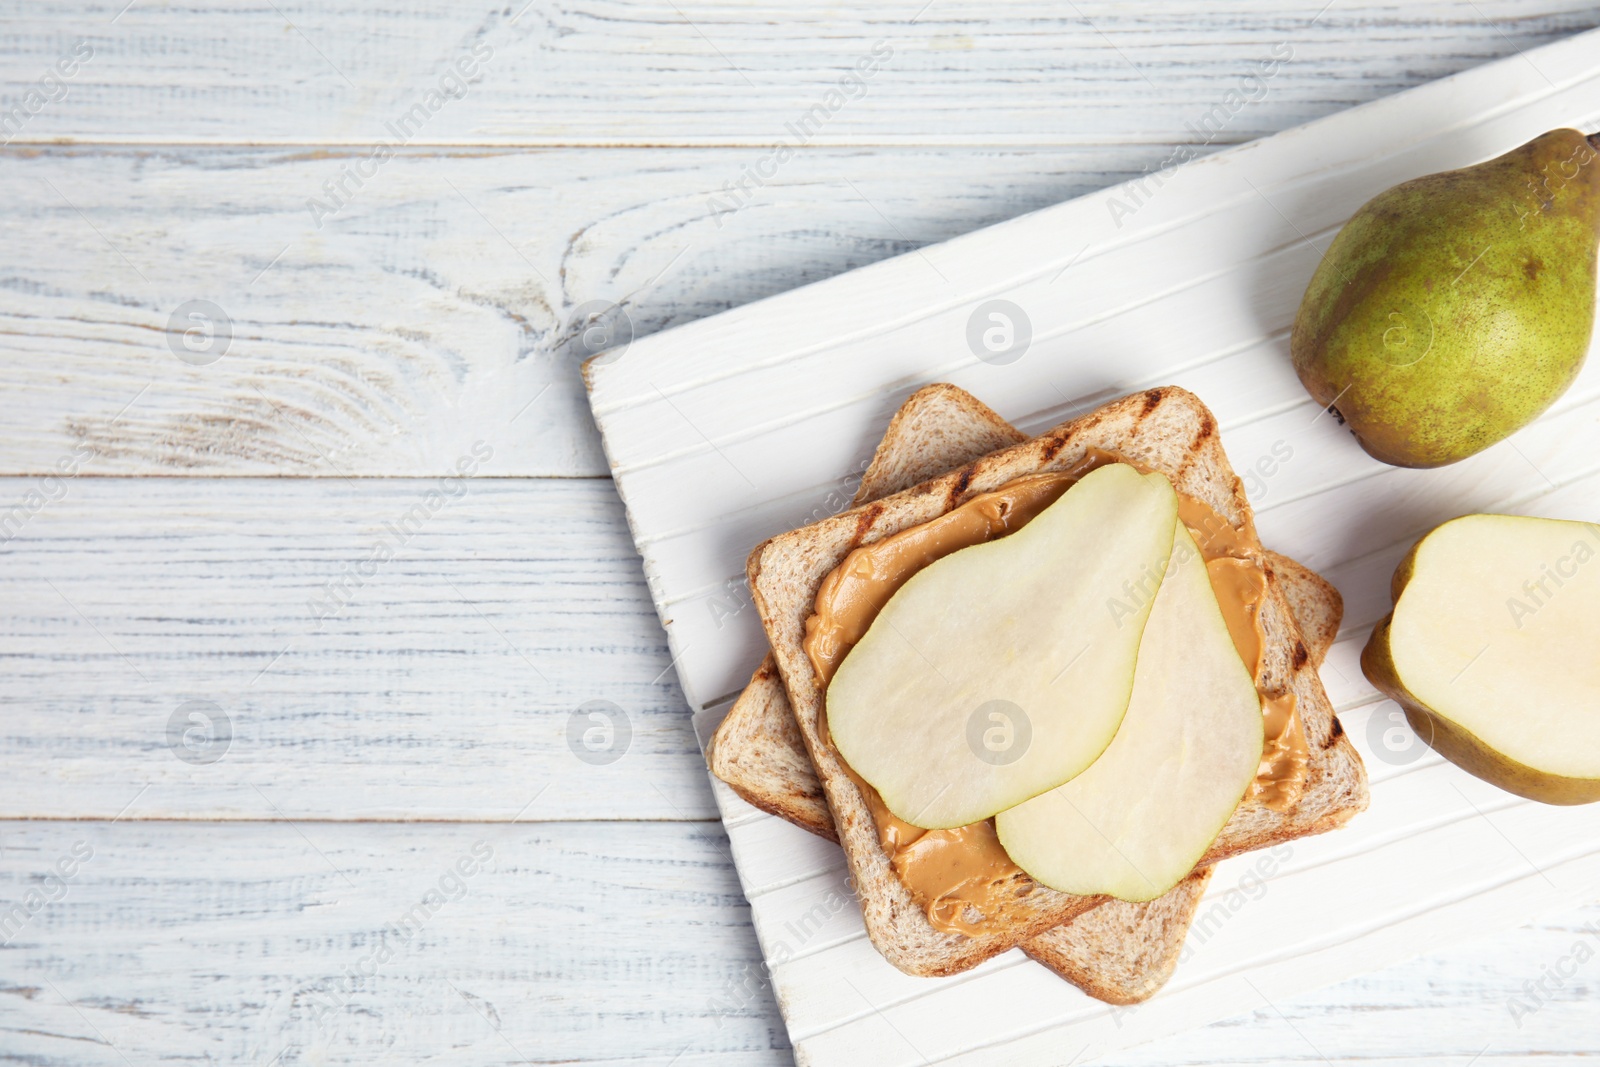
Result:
[1292, 129, 1600, 468]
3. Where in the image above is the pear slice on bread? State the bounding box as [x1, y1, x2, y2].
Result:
[829, 464, 1180, 828]
[997, 523, 1264, 901]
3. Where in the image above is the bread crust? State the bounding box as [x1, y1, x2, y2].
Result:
[1023, 867, 1215, 1005]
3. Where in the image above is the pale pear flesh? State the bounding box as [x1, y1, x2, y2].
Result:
[1368, 514, 1600, 795]
[995, 524, 1264, 901]
[826, 464, 1179, 829]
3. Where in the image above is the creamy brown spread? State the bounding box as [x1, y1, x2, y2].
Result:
[805, 449, 1311, 935]
[1205, 556, 1310, 810]
[803, 471, 1078, 686]
[874, 811, 1033, 938]
[1254, 692, 1309, 810]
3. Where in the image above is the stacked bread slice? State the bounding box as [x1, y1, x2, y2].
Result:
[710, 384, 1365, 1000]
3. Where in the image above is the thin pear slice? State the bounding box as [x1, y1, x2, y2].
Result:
[1363, 514, 1600, 803]
[827, 463, 1179, 829]
[996, 524, 1264, 902]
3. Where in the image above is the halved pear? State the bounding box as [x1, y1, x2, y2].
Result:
[827, 464, 1179, 829]
[995, 523, 1264, 901]
[1362, 513, 1600, 804]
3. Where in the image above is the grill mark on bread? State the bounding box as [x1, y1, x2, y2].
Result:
[1292, 640, 1311, 671]
[1140, 389, 1163, 417]
[946, 467, 974, 508]
[1038, 433, 1068, 463]
[1177, 410, 1217, 481]
[850, 503, 885, 548]
[1324, 715, 1346, 750]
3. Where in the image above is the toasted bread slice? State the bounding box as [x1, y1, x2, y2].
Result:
[1023, 866, 1215, 1005]
[853, 382, 1029, 498]
[708, 385, 1344, 1002]
[1264, 552, 1343, 665]
[709, 385, 1343, 840]
[746, 386, 1369, 977]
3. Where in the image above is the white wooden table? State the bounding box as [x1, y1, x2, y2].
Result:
[2, 3, 1598, 1063]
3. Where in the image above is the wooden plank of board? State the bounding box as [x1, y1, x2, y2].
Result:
[5, 814, 1600, 1066]
[585, 27, 1600, 1065]
[0, 475, 723, 821]
[0, 144, 1223, 477]
[1, 2, 1597, 146]
[0, 819, 789, 1066]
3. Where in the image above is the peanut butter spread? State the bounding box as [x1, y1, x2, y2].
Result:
[804, 449, 1311, 935]
[803, 471, 1076, 686]
[1204, 556, 1311, 809]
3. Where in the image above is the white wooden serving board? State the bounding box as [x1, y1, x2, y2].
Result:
[586, 28, 1600, 1066]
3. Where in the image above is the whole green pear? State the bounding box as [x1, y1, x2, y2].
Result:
[1292, 129, 1600, 468]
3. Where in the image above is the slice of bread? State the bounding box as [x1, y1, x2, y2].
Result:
[1264, 552, 1343, 665]
[707, 384, 1345, 1001]
[1023, 866, 1215, 1005]
[746, 386, 1369, 977]
[853, 382, 1029, 498]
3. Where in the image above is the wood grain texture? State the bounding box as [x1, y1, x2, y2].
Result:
[3, 815, 1598, 1067]
[0, 475, 716, 821]
[1073, 893, 1600, 1066]
[0, 0, 1595, 477]
[0, 820, 790, 1066]
[0, 145, 1174, 477]
[1, 2, 1598, 146]
[9, 1, 1600, 1062]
